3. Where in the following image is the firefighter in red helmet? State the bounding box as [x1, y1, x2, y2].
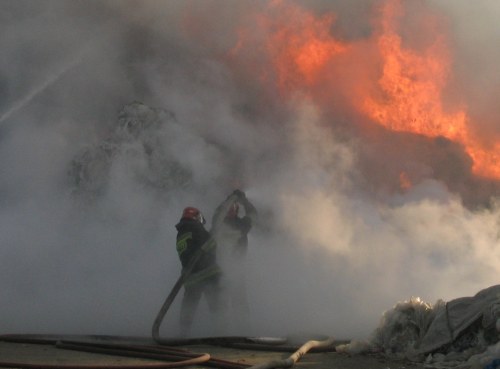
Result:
[175, 206, 222, 336]
[211, 189, 257, 331]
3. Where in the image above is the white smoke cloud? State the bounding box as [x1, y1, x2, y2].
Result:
[0, 0, 499, 342]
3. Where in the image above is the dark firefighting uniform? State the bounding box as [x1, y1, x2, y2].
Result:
[211, 194, 257, 322]
[175, 218, 221, 333]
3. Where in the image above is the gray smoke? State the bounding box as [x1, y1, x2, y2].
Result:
[0, 0, 499, 341]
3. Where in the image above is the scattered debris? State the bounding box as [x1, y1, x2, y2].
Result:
[337, 285, 500, 368]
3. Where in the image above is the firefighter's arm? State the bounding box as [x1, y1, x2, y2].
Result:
[239, 192, 258, 225]
[211, 192, 239, 233]
[176, 231, 195, 268]
[201, 237, 217, 252]
[180, 232, 214, 276]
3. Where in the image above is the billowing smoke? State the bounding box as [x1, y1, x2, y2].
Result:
[1, 0, 499, 341]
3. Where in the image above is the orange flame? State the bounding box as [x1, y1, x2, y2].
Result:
[264, 1, 347, 92]
[466, 141, 500, 179]
[230, 0, 347, 95]
[399, 171, 412, 190]
[362, 0, 467, 142]
[362, 0, 500, 180]
[230, 0, 500, 180]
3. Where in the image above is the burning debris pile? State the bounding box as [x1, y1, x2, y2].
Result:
[228, 0, 500, 207]
[68, 102, 191, 199]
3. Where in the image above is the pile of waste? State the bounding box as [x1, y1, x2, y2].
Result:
[68, 102, 192, 199]
[337, 285, 500, 368]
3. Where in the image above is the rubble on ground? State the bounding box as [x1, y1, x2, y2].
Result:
[337, 285, 500, 368]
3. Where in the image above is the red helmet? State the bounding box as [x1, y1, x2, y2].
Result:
[182, 207, 206, 224]
[227, 202, 239, 218]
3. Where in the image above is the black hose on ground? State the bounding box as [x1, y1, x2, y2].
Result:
[0, 362, 206, 369]
[56, 341, 248, 369]
[0, 334, 288, 350]
[55, 341, 209, 365]
[0, 335, 337, 369]
[0, 334, 155, 346]
[0, 350, 209, 369]
[0, 335, 251, 369]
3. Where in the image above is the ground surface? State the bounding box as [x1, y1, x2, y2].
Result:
[0, 340, 429, 369]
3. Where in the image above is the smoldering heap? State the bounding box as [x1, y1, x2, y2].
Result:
[338, 285, 500, 368]
[68, 102, 191, 199]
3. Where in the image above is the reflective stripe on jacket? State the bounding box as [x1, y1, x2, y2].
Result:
[183, 264, 221, 288]
[175, 218, 221, 287]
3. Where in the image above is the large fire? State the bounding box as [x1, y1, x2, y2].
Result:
[230, 0, 500, 181]
[230, 0, 348, 95]
[261, 0, 347, 93]
[362, 0, 468, 142]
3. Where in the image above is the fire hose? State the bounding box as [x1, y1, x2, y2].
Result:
[55, 341, 249, 369]
[149, 228, 338, 369]
[151, 244, 202, 345]
[151, 239, 286, 348]
[0, 334, 336, 369]
[246, 337, 336, 369]
[0, 213, 336, 368]
[0, 345, 209, 369]
[0, 360, 207, 369]
[150, 245, 244, 346]
[149, 240, 337, 369]
[0, 335, 248, 369]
